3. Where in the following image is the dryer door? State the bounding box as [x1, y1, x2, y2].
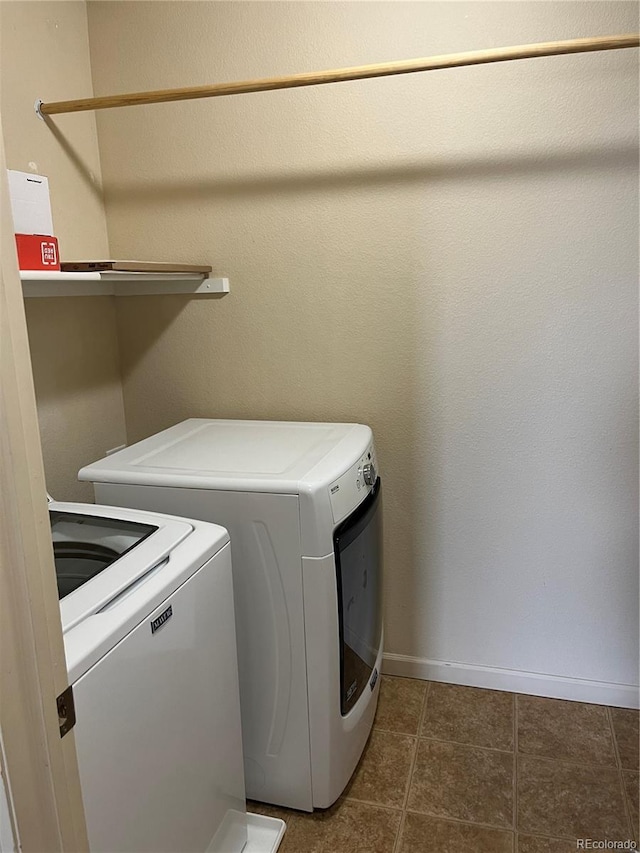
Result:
[334, 479, 383, 716]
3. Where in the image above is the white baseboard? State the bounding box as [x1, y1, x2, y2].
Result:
[382, 653, 640, 709]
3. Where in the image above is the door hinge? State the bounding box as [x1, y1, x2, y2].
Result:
[57, 685, 76, 738]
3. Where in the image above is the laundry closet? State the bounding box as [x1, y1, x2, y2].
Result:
[0, 2, 638, 851]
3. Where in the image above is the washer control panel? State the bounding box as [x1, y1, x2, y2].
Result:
[362, 461, 376, 486]
[329, 443, 378, 524]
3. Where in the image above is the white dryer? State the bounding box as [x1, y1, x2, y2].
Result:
[51, 500, 248, 852]
[79, 419, 384, 811]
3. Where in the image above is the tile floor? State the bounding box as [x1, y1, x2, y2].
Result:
[250, 676, 639, 853]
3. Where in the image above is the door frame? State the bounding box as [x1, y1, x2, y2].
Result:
[0, 114, 89, 852]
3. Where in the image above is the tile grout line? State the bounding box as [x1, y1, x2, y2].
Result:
[608, 706, 623, 773]
[338, 795, 402, 817]
[343, 793, 404, 812]
[402, 807, 518, 835]
[414, 734, 514, 754]
[392, 681, 432, 853]
[514, 827, 593, 844]
[392, 811, 407, 853]
[607, 705, 635, 841]
[513, 693, 518, 852]
[402, 680, 431, 808]
[509, 749, 621, 773]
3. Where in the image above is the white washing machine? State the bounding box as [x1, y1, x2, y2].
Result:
[51, 500, 251, 853]
[79, 419, 384, 811]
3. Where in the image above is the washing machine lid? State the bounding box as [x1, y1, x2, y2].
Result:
[52, 510, 159, 601]
[51, 501, 195, 634]
[78, 419, 372, 492]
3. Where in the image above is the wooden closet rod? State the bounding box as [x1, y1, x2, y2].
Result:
[37, 34, 639, 117]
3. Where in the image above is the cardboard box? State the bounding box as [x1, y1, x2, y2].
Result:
[15, 234, 60, 271]
[7, 170, 54, 235]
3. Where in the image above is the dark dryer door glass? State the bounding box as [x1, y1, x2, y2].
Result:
[50, 511, 158, 600]
[334, 479, 383, 716]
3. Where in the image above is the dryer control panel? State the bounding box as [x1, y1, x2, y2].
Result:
[328, 443, 378, 524]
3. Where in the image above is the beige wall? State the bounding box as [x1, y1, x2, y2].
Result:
[87, 2, 639, 697]
[0, 0, 125, 501]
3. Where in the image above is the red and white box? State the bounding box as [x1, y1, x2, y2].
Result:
[14, 233, 60, 271]
[7, 170, 61, 271]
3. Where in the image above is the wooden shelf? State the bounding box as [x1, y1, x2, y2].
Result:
[20, 270, 230, 298]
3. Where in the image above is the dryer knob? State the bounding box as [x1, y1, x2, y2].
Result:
[362, 462, 376, 486]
